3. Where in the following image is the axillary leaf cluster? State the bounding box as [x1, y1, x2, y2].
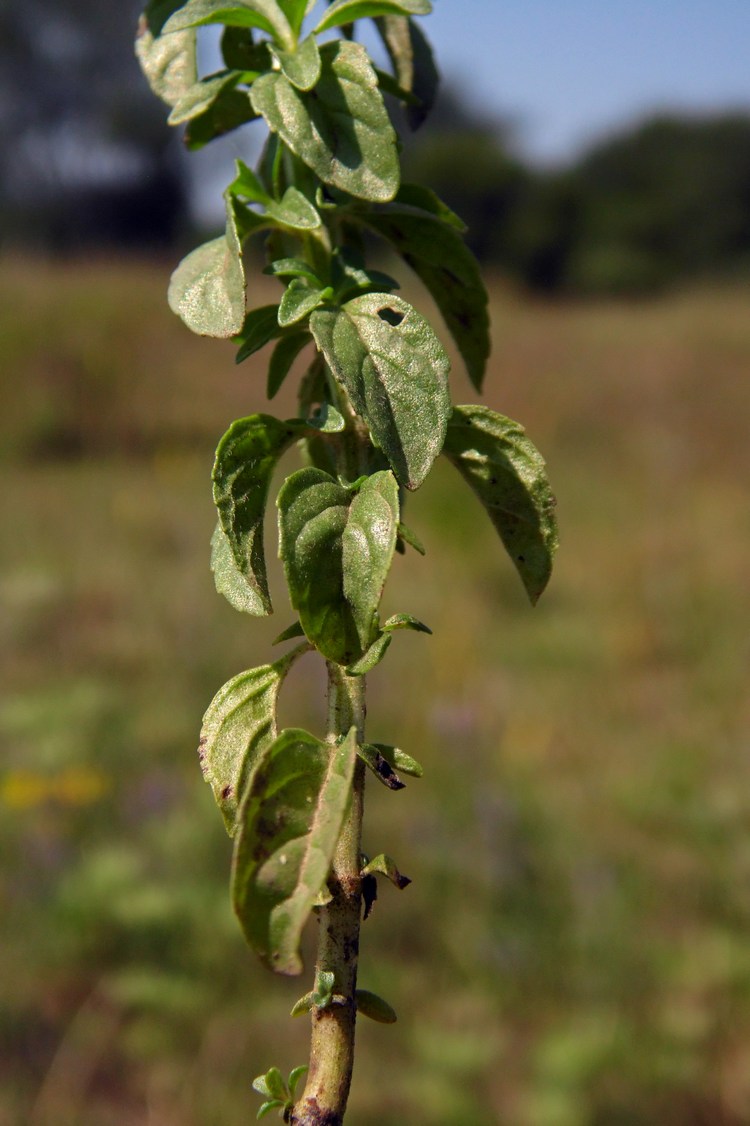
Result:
[137, 2, 558, 1122]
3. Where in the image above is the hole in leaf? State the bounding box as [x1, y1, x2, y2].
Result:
[378, 307, 404, 326]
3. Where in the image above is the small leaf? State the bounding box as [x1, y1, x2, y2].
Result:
[163, 0, 294, 47]
[373, 66, 420, 106]
[264, 257, 321, 283]
[290, 992, 315, 1017]
[371, 741, 423, 777]
[396, 521, 425, 555]
[263, 1067, 288, 1102]
[168, 196, 245, 337]
[183, 87, 258, 149]
[199, 646, 305, 833]
[272, 620, 305, 644]
[357, 742, 405, 790]
[267, 332, 311, 398]
[331, 247, 399, 302]
[277, 468, 399, 665]
[394, 182, 465, 230]
[250, 40, 399, 202]
[305, 403, 345, 433]
[361, 853, 411, 889]
[278, 280, 331, 327]
[168, 70, 241, 124]
[288, 1066, 308, 1099]
[252, 1074, 272, 1097]
[229, 158, 270, 203]
[442, 405, 559, 604]
[360, 209, 489, 391]
[355, 989, 397, 1024]
[135, 19, 197, 108]
[383, 613, 431, 634]
[235, 304, 282, 362]
[232, 727, 358, 974]
[271, 34, 321, 92]
[375, 14, 438, 129]
[310, 293, 450, 489]
[315, 0, 431, 34]
[266, 187, 322, 231]
[257, 1101, 284, 1120]
[345, 631, 391, 676]
[221, 25, 269, 70]
[213, 414, 302, 613]
[314, 970, 335, 1006]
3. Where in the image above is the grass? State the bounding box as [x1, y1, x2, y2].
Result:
[1, 256, 749, 1125]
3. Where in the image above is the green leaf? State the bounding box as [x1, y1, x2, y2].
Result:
[394, 182, 465, 230]
[315, 0, 431, 34]
[163, 0, 294, 48]
[361, 853, 411, 889]
[142, 0, 190, 36]
[213, 414, 302, 612]
[278, 280, 331, 327]
[371, 741, 423, 777]
[383, 612, 431, 633]
[357, 742, 404, 790]
[235, 304, 282, 362]
[277, 468, 399, 665]
[232, 726, 358, 974]
[442, 405, 559, 604]
[168, 197, 246, 337]
[277, 0, 309, 35]
[250, 40, 399, 203]
[264, 257, 321, 283]
[330, 247, 399, 302]
[211, 521, 266, 613]
[257, 1101, 284, 1120]
[396, 521, 425, 555]
[168, 70, 242, 124]
[355, 989, 397, 1023]
[265, 187, 322, 230]
[361, 208, 489, 392]
[345, 631, 391, 676]
[221, 25, 270, 70]
[305, 403, 345, 433]
[272, 620, 305, 644]
[271, 34, 321, 91]
[290, 992, 315, 1017]
[267, 332, 311, 398]
[252, 1074, 272, 1096]
[199, 646, 304, 833]
[310, 293, 450, 490]
[373, 66, 420, 106]
[183, 87, 258, 149]
[288, 1066, 308, 1099]
[135, 19, 197, 108]
[229, 159, 270, 203]
[375, 14, 438, 129]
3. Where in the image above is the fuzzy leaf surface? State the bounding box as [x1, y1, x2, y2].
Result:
[232, 726, 358, 974]
[272, 34, 321, 91]
[168, 70, 241, 124]
[213, 414, 302, 613]
[310, 292, 450, 489]
[135, 20, 197, 107]
[163, 0, 293, 45]
[199, 648, 304, 834]
[211, 522, 266, 613]
[315, 0, 430, 33]
[443, 405, 558, 603]
[168, 198, 245, 336]
[267, 332, 311, 398]
[278, 280, 330, 327]
[375, 13, 438, 128]
[250, 40, 399, 202]
[235, 304, 282, 362]
[361, 208, 489, 391]
[277, 468, 398, 664]
[183, 88, 258, 148]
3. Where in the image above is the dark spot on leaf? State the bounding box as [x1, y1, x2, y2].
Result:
[377, 307, 404, 326]
[221, 784, 233, 800]
[490, 476, 497, 485]
[518, 555, 526, 562]
[362, 874, 377, 920]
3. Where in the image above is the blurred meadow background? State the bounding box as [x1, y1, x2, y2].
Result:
[2, 3, 750, 1125]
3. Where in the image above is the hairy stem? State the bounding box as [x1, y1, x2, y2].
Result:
[291, 665, 366, 1126]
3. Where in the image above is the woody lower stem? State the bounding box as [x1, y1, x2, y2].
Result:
[291, 664, 366, 1126]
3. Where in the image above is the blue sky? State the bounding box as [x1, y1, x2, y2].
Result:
[421, 0, 750, 162]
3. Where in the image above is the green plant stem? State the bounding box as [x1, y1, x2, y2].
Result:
[292, 665, 366, 1126]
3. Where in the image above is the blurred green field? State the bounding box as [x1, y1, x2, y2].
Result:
[1, 256, 749, 1126]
